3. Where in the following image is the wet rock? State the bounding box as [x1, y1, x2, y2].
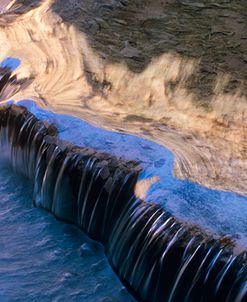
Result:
[78, 243, 95, 257]
[119, 287, 128, 295]
[44, 122, 58, 136]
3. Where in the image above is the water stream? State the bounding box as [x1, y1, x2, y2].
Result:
[0, 4, 246, 300]
[0, 166, 135, 302]
[21, 99, 247, 249]
[0, 103, 246, 302]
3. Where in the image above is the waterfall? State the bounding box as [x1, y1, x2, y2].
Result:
[0, 104, 246, 302]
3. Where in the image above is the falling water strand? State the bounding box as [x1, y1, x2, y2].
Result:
[0, 104, 246, 302]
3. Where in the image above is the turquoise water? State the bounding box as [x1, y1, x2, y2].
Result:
[0, 165, 135, 302]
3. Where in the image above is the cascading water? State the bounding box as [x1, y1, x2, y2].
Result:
[0, 103, 246, 302]
[0, 0, 246, 300]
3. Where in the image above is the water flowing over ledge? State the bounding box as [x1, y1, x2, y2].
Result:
[0, 104, 246, 302]
[0, 166, 135, 302]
